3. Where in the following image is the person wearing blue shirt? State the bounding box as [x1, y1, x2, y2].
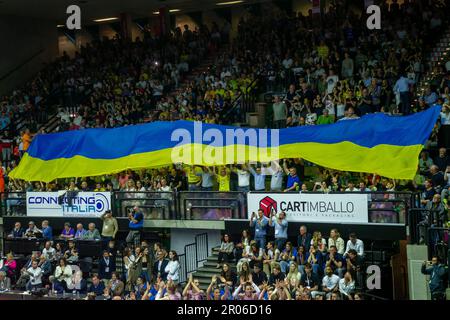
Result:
[283, 161, 301, 192]
[269, 211, 288, 250]
[74, 223, 87, 239]
[249, 209, 269, 249]
[393, 74, 415, 115]
[126, 206, 144, 247]
[421, 256, 447, 300]
[423, 87, 438, 106]
[325, 246, 346, 278]
[248, 165, 266, 191]
[41, 220, 53, 240]
[197, 166, 215, 191]
[87, 274, 105, 296]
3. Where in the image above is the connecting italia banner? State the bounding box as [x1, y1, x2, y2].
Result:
[9, 106, 440, 182]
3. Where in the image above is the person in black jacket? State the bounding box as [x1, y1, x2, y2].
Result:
[251, 263, 267, 289]
[153, 250, 169, 281]
[99, 250, 116, 280]
[7, 222, 24, 238]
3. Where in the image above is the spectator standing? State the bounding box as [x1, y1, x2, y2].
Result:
[393, 73, 414, 115]
[101, 210, 119, 248]
[99, 250, 116, 280]
[153, 250, 169, 281]
[269, 211, 288, 251]
[249, 209, 269, 249]
[272, 96, 287, 129]
[421, 256, 447, 300]
[165, 250, 180, 284]
[283, 162, 301, 192]
[297, 225, 312, 252]
[126, 206, 144, 247]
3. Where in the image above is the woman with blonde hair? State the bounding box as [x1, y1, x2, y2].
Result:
[311, 231, 327, 254]
[328, 229, 345, 255]
[285, 262, 301, 289]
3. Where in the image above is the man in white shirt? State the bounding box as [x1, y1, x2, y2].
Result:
[42, 241, 56, 262]
[345, 181, 359, 192]
[235, 165, 250, 192]
[326, 69, 339, 94]
[322, 267, 340, 299]
[344, 233, 364, 257]
[26, 260, 43, 291]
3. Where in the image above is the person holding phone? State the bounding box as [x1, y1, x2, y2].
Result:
[421, 256, 446, 300]
[126, 206, 144, 247]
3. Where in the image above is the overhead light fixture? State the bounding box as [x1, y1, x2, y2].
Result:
[169, 9, 181, 12]
[153, 11, 160, 15]
[93, 17, 119, 22]
[216, 1, 244, 5]
[57, 24, 65, 28]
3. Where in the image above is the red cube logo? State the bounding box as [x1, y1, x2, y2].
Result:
[259, 196, 277, 217]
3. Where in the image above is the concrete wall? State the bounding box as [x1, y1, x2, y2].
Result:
[407, 244, 431, 300]
[0, 15, 58, 94]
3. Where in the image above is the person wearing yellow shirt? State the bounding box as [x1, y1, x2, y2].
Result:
[22, 129, 32, 152]
[317, 40, 329, 61]
[184, 165, 202, 191]
[212, 166, 231, 192]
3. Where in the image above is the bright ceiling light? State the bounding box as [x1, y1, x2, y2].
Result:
[93, 17, 119, 22]
[169, 9, 181, 12]
[216, 1, 244, 5]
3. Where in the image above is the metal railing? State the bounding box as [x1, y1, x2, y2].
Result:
[112, 191, 176, 220]
[178, 233, 209, 284]
[0, 190, 418, 224]
[178, 191, 247, 220]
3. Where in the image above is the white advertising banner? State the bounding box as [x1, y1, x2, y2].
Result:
[247, 193, 369, 224]
[26, 191, 112, 217]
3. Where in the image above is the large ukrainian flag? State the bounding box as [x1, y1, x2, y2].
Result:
[9, 106, 440, 182]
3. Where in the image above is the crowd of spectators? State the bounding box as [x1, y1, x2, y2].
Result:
[0, 0, 449, 301]
[0, 207, 374, 300]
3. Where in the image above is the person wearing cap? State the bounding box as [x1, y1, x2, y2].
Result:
[60, 222, 75, 239]
[101, 210, 119, 249]
[126, 206, 144, 247]
[24, 221, 42, 238]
